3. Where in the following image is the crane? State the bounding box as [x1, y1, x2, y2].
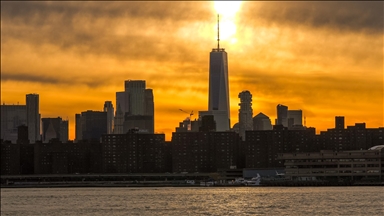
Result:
[179, 109, 194, 120]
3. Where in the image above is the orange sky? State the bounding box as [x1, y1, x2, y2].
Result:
[1, 1, 383, 141]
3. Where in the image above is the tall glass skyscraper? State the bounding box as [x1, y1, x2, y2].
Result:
[207, 15, 230, 130]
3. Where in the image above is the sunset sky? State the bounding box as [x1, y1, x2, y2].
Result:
[1, 1, 383, 141]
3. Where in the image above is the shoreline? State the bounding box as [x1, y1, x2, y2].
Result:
[2, 182, 383, 188]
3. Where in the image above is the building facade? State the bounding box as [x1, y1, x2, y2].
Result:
[0, 105, 27, 143]
[245, 127, 317, 168]
[115, 80, 154, 133]
[208, 22, 230, 131]
[276, 104, 288, 127]
[103, 101, 114, 134]
[253, 112, 273, 130]
[77, 111, 107, 142]
[101, 133, 169, 173]
[278, 146, 384, 181]
[171, 131, 240, 173]
[42, 117, 68, 143]
[238, 91, 253, 140]
[26, 94, 40, 143]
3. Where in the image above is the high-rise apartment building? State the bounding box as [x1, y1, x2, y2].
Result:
[103, 101, 114, 134]
[207, 15, 230, 131]
[335, 116, 345, 129]
[238, 91, 253, 140]
[26, 94, 40, 143]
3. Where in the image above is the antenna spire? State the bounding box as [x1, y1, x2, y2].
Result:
[217, 14, 220, 50]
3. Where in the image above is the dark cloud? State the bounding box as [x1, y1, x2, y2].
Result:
[240, 2, 383, 34]
[1, 71, 117, 88]
[1, 1, 212, 62]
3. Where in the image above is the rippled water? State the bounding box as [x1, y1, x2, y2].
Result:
[1, 187, 383, 215]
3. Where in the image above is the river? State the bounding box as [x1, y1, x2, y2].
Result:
[1, 187, 383, 215]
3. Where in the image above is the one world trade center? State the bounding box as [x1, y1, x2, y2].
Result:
[206, 14, 230, 130]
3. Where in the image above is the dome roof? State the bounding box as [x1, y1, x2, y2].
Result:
[253, 112, 269, 119]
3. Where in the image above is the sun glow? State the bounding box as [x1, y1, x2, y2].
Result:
[214, 1, 242, 17]
[213, 1, 242, 43]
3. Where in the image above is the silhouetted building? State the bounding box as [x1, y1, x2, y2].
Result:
[287, 110, 303, 128]
[26, 94, 40, 143]
[171, 131, 240, 173]
[335, 116, 345, 129]
[145, 89, 154, 131]
[101, 133, 169, 173]
[0, 139, 34, 175]
[253, 112, 273, 130]
[208, 16, 230, 131]
[42, 117, 68, 143]
[123, 114, 153, 133]
[278, 146, 384, 181]
[75, 114, 82, 142]
[175, 118, 199, 132]
[104, 101, 114, 134]
[199, 110, 228, 131]
[20, 144, 34, 174]
[318, 119, 384, 152]
[34, 141, 102, 174]
[199, 115, 216, 132]
[276, 104, 288, 127]
[1, 104, 27, 143]
[113, 104, 124, 134]
[1, 140, 20, 175]
[76, 111, 107, 142]
[17, 125, 29, 144]
[116, 80, 154, 133]
[238, 91, 253, 140]
[245, 127, 316, 168]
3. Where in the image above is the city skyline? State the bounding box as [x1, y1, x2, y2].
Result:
[1, 1, 383, 140]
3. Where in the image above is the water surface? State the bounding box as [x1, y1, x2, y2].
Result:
[1, 187, 383, 215]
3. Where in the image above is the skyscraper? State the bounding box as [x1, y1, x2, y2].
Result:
[1, 104, 27, 143]
[207, 15, 230, 131]
[41, 117, 68, 143]
[26, 94, 40, 143]
[79, 110, 107, 141]
[113, 104, 124, 134]
[103, 101, 114, 134]
[238, 91, 253, 140]
[115, 80, 154, 133]
[125, 80, 146, 115]
[276, 104, 288, 127]
[287, 110, 303, 128]
[75, 113, 82, 142]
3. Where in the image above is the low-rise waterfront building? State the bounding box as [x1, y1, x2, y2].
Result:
[278, 145, 384, 181]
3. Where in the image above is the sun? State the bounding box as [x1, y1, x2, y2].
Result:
[214, 1, 242, 17]
[213, 1, 242, 43]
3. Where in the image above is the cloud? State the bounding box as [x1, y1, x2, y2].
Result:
[1, 1, 383, 140]
[240, 2, 383, 34]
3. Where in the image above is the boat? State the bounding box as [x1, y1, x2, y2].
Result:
[245, 174, 261, 186]
[230, 174, 261, 186]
